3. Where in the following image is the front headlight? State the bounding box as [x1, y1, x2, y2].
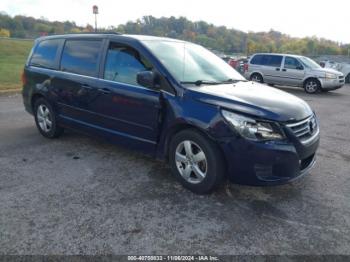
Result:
[222, 110, 285, 141]
[325, 72, 337, 79]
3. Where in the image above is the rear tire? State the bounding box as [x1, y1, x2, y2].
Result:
[250, 73, 264, 83]
[169, 129, 225, 194]
[34, 98, 64, 138]
[304, 79, 320, 94]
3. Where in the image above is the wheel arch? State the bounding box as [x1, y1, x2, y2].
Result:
[303, 77, 322, 88]
[250, 71, 264, 79]
[249, 72, 264, 83]
[160, 122, 223, 163]
[31, 93, 46, 112]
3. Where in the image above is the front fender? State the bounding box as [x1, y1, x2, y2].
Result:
[155, 92, 233, 160]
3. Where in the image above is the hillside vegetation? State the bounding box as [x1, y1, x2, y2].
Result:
[0, 38, 33, 90]
[1, 14, 349, 90]
[0, 13, 349, 55]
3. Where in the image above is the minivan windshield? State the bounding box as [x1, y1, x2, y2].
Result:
[299, 57, 321, 69]
[141, 40, 246, 84]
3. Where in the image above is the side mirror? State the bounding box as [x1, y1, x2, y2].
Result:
[137, 71, 155, 88]
[296, 65, 304, 70]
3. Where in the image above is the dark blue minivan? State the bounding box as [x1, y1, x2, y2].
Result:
[22, 33, 320, 194]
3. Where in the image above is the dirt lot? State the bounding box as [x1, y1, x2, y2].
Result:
[0, 85, 350, 255]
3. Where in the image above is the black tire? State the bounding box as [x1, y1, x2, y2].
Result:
[304, 78, 321, 94]
[250, 73, 264, 83]
[169, 129, 225, 194]
[346, 74, 350, 84]
[34, 98, 64, 138]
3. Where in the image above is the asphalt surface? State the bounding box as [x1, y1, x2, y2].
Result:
[0, 85, 350, 255]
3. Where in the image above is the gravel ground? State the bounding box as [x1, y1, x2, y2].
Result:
[0, 85, 349, 255]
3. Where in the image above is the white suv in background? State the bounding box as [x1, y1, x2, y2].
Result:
[321, 60, 350, 84]
[245, 53, 345, 93]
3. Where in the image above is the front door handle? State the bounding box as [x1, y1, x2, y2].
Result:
[98, 88, 111, 94]
[282, 68, 287, 72]
[276, 68, 280, 71]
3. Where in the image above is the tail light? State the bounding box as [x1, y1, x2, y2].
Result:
[243, 63, 248, 72]
[21, 70, 27, 86]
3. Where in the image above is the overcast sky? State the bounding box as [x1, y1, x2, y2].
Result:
[1, 0, 349, 43]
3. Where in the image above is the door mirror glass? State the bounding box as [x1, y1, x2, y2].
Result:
[137, 71, 155, 88]
[296, 65, 304, 70]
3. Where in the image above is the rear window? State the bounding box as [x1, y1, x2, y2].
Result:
[60, 40, 102, 77]
[250, 54, 282, 67]
[30, 39, 61, 69]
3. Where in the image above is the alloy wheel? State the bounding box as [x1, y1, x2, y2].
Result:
[175, 140, 207, 184]
[36, 104, 52, 133]
[305, 81, 318, 93]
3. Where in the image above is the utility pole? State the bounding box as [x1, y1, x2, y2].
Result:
[93, 5, 98, 32]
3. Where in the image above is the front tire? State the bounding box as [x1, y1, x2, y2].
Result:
[34, 98, 64, 138]
[169, 129, 225, 194]
[304, 79, 320, 94]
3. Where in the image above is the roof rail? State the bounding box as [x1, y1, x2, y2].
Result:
[64, 32, 122, 35]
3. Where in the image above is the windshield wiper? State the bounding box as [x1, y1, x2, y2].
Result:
[180, 79, 248, 86]
[219, 78, 248, 84]
[180, 80, 221, 86]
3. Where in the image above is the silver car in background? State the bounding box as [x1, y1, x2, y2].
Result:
[245, 53, 345, 93]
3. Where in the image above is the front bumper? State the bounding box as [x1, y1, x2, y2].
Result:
[219, 133, 319, 186]
[319, 77, 345, 90]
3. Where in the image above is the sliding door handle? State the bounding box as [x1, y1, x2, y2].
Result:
[98, 88, 111, 94]
[81, 84, 92, 89]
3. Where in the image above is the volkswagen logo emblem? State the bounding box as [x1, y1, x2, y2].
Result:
[309, 117, 317, 134]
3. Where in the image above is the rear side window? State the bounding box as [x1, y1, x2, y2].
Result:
[263, 55, 282, 67]
[30, 39, 61, 69]
[250, 55, 282, 67]
[60, 40, 102, 77]
[250, 55, 263, 65]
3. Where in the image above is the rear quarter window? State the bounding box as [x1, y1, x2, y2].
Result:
[60, 39, 102, 77]
[250, 55, 263, 65]
[30, 39, 62, 69]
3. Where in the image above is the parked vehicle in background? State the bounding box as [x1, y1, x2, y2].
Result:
[225, 57, 249, 75]
[320, 60, 350, 83]
[245, 53, 345, 93]
[228, 58, 239, 69]
[221, 56, 232, 63]
[22, 34, 319, 194]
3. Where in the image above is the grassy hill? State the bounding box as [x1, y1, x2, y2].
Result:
[0, 38, 33, 90]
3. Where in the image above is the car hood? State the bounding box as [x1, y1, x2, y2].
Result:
[187, 81, 313, 122]
[311, 67, 343, 76]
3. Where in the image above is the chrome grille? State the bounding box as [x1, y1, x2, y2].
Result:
[286, 115, 319, 144]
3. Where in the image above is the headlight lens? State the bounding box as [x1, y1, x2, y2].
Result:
[325, 72, 337, 79]
[222, 110, 285, 141]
